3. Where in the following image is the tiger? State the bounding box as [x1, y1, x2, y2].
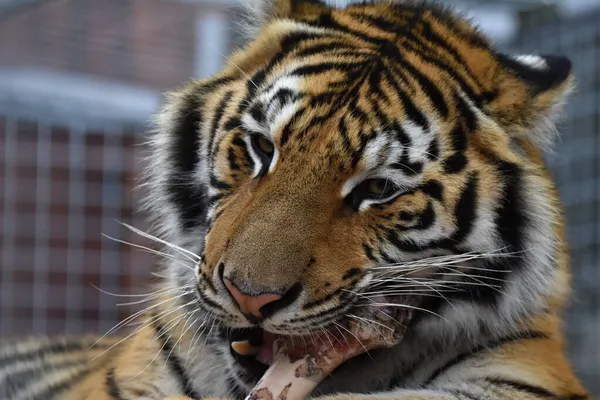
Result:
[0, 0, 592, 399]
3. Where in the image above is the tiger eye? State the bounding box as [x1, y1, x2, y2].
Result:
[256, 136, 274, 155]
[366, 179, 390, 196]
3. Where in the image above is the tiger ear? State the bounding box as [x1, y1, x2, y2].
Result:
[245, 0, 295, 22]
[242, 0, 327, 36]
[486, 53, 574, 147]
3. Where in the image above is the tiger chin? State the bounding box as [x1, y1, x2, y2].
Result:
[0, 0, 592, 399]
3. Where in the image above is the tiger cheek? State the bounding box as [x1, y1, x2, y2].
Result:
[307, 218, 369, 293]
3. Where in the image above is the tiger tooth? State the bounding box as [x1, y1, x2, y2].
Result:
[231, 340, 260, 356]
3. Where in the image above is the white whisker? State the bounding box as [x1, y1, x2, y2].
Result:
[102, 233, 197, 272]
[119, 222, 201, 262]
[89, 299, 196, 364]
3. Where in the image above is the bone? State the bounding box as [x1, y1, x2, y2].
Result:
[244, 303, 412, 400]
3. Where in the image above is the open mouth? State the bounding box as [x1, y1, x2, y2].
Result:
[222, 295, 417, 385]
[224, 327, 328, 378]
[223, 323, 354, 382]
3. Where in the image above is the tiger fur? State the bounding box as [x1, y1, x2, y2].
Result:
[0, 0, 592, 399]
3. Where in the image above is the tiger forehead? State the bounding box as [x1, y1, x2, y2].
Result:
[239, 79, 438, 178]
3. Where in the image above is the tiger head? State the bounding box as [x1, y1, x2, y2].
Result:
[145, 0, 574, 387]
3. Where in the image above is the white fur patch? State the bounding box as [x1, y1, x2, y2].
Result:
[514, 55, 548, 70]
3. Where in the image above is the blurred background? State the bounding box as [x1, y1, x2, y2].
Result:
[0, 0, 598, 395]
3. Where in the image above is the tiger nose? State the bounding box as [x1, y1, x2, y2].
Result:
[224, 278, 282, 321]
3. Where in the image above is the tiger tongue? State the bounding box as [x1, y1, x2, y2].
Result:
[256, 331, 277, 365]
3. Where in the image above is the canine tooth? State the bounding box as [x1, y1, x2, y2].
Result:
[231, 340, 259, 356]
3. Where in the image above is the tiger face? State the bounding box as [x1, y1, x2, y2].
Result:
[146, 0, 573, 389]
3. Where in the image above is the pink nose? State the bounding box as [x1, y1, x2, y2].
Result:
[224, 278, 282, 318]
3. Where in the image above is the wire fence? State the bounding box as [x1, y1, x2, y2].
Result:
[0, 0, 598, 396]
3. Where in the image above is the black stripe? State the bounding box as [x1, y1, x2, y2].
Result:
[280, 31, 322, 50]
[393, 122, 411, 147]
[400, 59, 449, 117]
[485, 377, 560, 399]
[443, 153, 468, 174]
[449, 173, 478, 242]
[363, 243, 378, 262]
[232, 135, 254, 172]
[195, 284, 228, 314]
[455, 92, 479, 132]
[302, 287, 346, 310]
[342, 268, 363, 280]
[208, 90, 234, 158]
[271, 88, 302, 107]
[152, 320, 202, 400]
[417, 19, 483, 91]
[167, 92, 207, 232]
[398, 36, 480, 106]
[383, 68, 428, 129]
[391, 150, 424, 176]
[425, 330, 548, 384]
[387, 173, 478, 253]
[289, 61, 364, 77]
[395, 201, 435, 232]
[248, 102, 265, 126]
[209, 174, 232, 190]
[495, 161, 526, 253]
[106, 368, 125, 400]
[295, 42, 356, 58]
[228, 147, 240, 171]
[420, 180, 444, 202]
[338, 116, 354, 156]
[280, 107, 306, 146]
[426, 137, 439, 161]
[223, 116, 242, 132]
[312, 13, 385, 47]
[449, 122, 468, 152]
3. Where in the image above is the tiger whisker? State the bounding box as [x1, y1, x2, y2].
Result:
[115, 290, 187, 307]
[371, 248, 523, 270]
[347, 313, 393, 332]
[130, 313, 188, 381]
[369, 281, 503, 290]
[220, 52, 259, 90]
[91, 290, 194, 348]
[186, 316, 211, 364]
[164, 310, 198, 368]
[102, 233, 197, 272]
[119, 222, 201, 262]
[90, 284, 178, 298]
[333, 322, 371, 359]
[89, 299, 195, 364]
[434, 272, 511, 283]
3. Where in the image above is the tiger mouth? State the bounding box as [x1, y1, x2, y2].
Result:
[223, 322, 356, 384]
[225, 324, 349, 364]
[223, 296, 414, 381]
